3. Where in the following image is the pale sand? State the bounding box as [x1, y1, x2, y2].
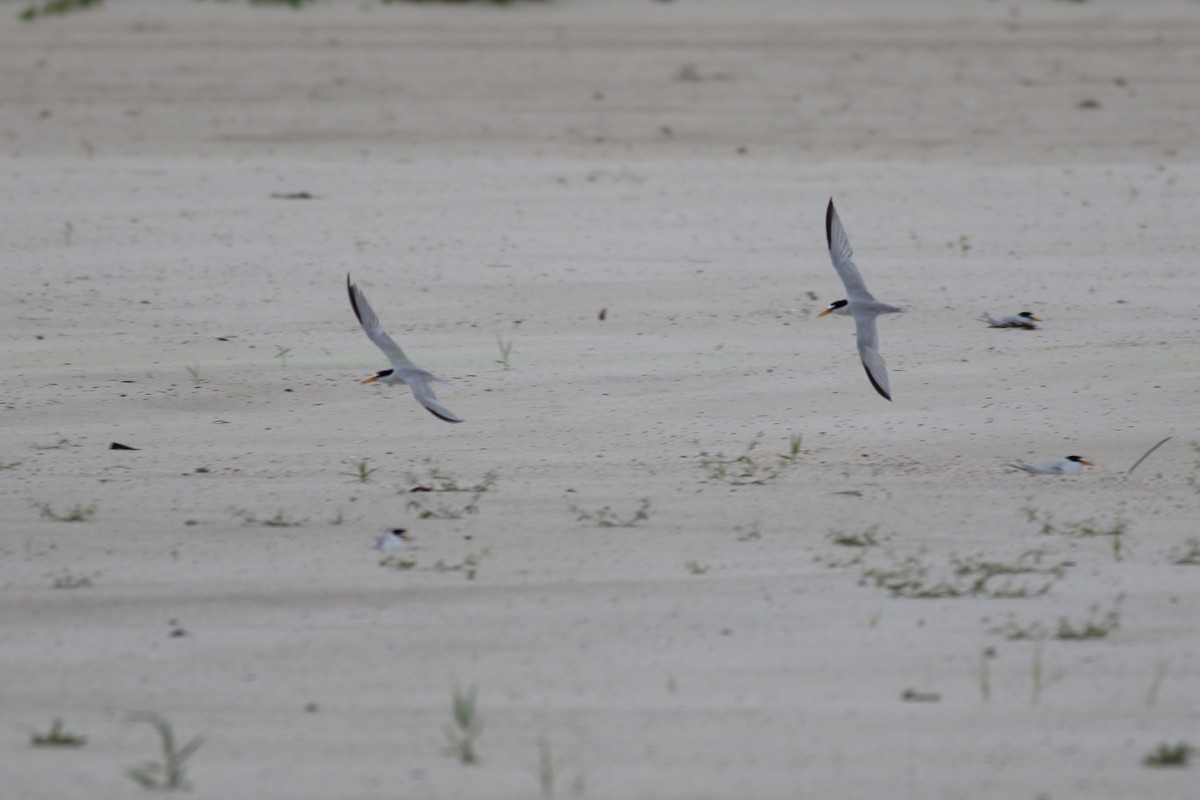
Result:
[3, 2, 1199, 798]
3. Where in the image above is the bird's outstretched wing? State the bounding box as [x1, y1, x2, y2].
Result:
[854, 312, 892, 401]
[826, 199, 875, 302]
[403, 372, 464, 423]
[347, 274, 416, 370]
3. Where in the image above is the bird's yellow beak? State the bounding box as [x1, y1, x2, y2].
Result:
[361, 375, 377, 384]
[1029, 315, 1042, 322]
[818, 308, 833, 317]
[1081, 459, 1095, 466]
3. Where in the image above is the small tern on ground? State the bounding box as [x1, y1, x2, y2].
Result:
[1011, 455, 1094, 475]
[819, 199, 906, 401]
[979, 311, 1040, 329]
[374, 528, 415, 551]
[347, 274, 463, 423]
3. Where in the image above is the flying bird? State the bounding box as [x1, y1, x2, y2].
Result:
[819, 199, 906, 401]
[979, 311, 1040, 329]
[347, 274, 463, 423]
[1011, 455, 1094, 475]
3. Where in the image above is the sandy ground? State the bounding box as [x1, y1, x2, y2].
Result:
[2, 1, 1200, 798]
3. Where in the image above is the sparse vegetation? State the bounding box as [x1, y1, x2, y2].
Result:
[35, 502, 96, 522]
[569, 497, 651, 528]
[185, 364, 202, 384]
[696, 433, 803, 485]
[19, 0, 102, 20]
[403, 463, 497, 519]
[433, 550, 487, 580]
[827, 525, 882, 548]
[1, 459, 22, 471]
[126, 712, 203, 791]
[231, 508, 304, 527]
[1168, 537, 1200, 565]
[30, 718, 86, 747]
[1021, 505, 1130, 560]
[684, 560, 710, 575]
[1143, 742, 1193, 767]
[860, 551, 1062, 599]
[444, 686, 483, 765]
[379, 554, 419, 570]
[1056, 597, 1123, 640]
[380, 549, 489, 579]
[33, 437, 75, 450]
[51, 571, 94, 589]
[273, 346, 291, 367]
[990, 596, 1123, 641]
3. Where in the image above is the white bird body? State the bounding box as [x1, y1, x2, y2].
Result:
[980, 311, 1040, 329]
[374, 529, 415, 551]
[819, 199, 906, 401]
[347, 275, 463, 423]
[1011, 455, 1093, 475]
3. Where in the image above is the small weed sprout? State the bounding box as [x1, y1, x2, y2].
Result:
[684, 560, 710, 575]
[735, 521, 762, 541]
[1025, 643, 1067, 707]
[1030, 642, 1044, 706]
[1168, 537, 1200, 565]
[1143, 742, 1193, 767]
[273, 345, 291, 367]
[341, 459, 379, 483]
[33, 437, 75, 451]
[1145, 662, 1168, 708]
[536, 736, 558, 798]
[126, 712, 203, 791]
[0, 459, 22, 471]
[827, 525, 881, 548]
[978, 647, 995, 703]
[231, 509, 304, 527]
[30, 718, 86, 747]
[51, 571, 94, 589]
[781, 433, 803, 461]
[495, 335, 514, 369]
[697, 433, 802, 485]
[185, 364, 202, 384]
[1056, 596, 1123, 640]
[444, 686, 483, 765]
[569, 498, 651, 528]
[379, 554, 418, 571]
[35, 502, 96, 522]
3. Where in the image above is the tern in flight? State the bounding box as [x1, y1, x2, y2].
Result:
[347, 274, 463, 423]
[1011, 455, 1094, 475]
[979, 311, 1040, 329]
[818, 199, 906, 401]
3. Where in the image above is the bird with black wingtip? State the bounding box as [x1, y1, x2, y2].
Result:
[347, 274, 463, 423]
[818, 199, 906, 401]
